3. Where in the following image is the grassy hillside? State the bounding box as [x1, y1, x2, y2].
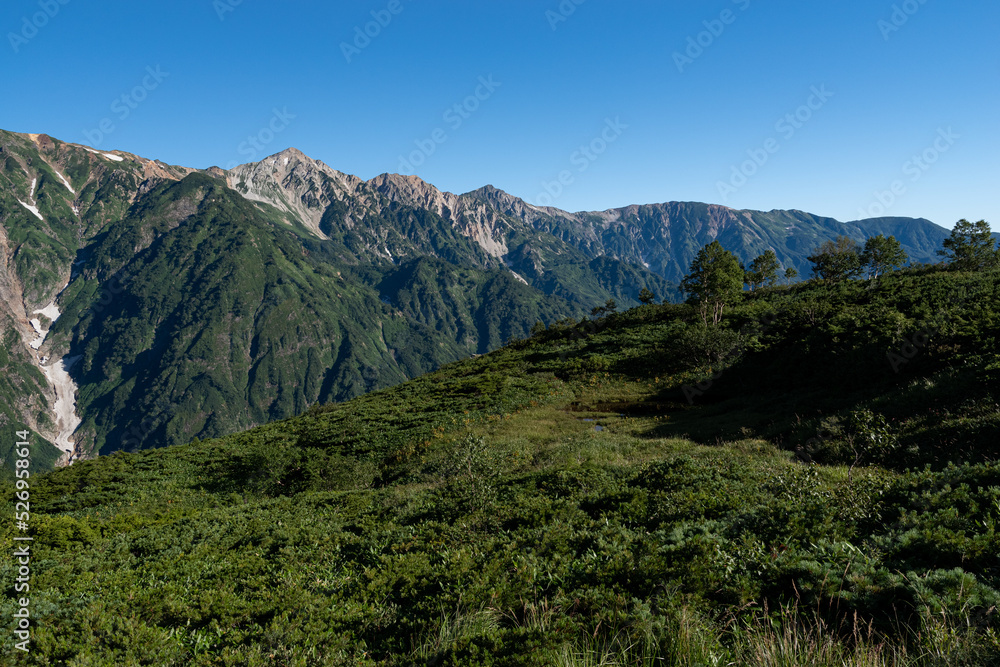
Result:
[2, 266, 998, 665]
[2, 130, 669, 462]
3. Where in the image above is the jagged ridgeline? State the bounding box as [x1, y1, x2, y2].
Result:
[0, 130, 665, 464]
[0, 128, 956, 467]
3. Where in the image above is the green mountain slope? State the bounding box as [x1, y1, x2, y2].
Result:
[55, 172, 571, 454]
[4, 266, 998, 665]
[0, 127, 972, 472]
[368, 256, 577, 354]
[1, 130, 677, 465]
[0, 130, 173, 467]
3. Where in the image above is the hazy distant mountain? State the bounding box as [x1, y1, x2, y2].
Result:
[0, 128, 954, 466]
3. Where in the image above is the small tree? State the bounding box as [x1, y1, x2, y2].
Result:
[638, 287, 657, 305]
[680, 241, 744, 325]
[861, 234, 908, 279]
[846, 408, 899, 480]
[938, 219, 999, 271]
[808, 236, 863, 282]
[784, 267, 799, 284]
[590, 298, 618, 318]
[443, 435, 506, 513]
[744, 249, 780, 291]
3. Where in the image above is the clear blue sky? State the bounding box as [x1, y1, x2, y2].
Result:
[3, 0, 997, 229]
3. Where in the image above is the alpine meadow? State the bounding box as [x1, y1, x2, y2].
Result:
[2, 1, 999, 665]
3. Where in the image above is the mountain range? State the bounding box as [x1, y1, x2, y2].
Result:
[0, 128, 957, 469]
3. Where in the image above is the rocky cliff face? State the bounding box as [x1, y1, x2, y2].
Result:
[227, 154, 517, 262]
[220, 149, 950, 287]
[0, 128, 954, 469]
[0, 130, 196, 464]
[225, 148, 362, 239]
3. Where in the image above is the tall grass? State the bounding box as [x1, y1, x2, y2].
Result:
[553, 605, 727, 667]
[734, 608, 909, 667]
[554, 604, 999, 667]
[411, 601, 501, 662]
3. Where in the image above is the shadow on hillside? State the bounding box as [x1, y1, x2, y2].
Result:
[608, 331, 1000, 470]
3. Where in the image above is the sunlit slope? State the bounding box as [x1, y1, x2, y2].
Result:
[3, 267, 998, 665]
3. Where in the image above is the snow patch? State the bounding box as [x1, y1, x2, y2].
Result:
[27, 299, 82, 458]
[84, 148, 124, 162]
[30, 178, 37, 199]
[508, 269, 529, 285]
[28, 302, 61, 350]
[34, 303, 61, 322]
[24, 290, 83, 461]
[39, 356, 82, 456]
[54, 169, 75, 194]
[29, 320, 45, 350]
[18, 200, 43, 220]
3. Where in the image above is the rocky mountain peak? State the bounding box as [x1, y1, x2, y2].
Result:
[369, 173, 451, 211]
[224, 149, 362, 238]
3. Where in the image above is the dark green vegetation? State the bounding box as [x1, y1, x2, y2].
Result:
[57, 171, 572, 455]
[1, 130, 975, 469]
[939, 219, 1000, 271]
[3, 265, 998, 665]
[0, 130, 670, 464]
[681, 240, 745, 325]
[0, 327, 62, 473]
[745, 248, 781, 290]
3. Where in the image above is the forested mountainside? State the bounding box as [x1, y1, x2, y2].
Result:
[0, 128, 958, 466]
[3, 265, 998, 665]
[0, 131, 664, 462]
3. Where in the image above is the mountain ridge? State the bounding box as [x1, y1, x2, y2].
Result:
[0, 127, 961, 467]
[7, 129, 954, 279]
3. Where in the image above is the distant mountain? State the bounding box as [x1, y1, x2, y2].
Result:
[225, 146, 953, 295]
[462, 195, 951, 286]
[0, 128, 956, 467]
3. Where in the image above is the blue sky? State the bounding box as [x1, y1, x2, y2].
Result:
[3, 0, 997, 229]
